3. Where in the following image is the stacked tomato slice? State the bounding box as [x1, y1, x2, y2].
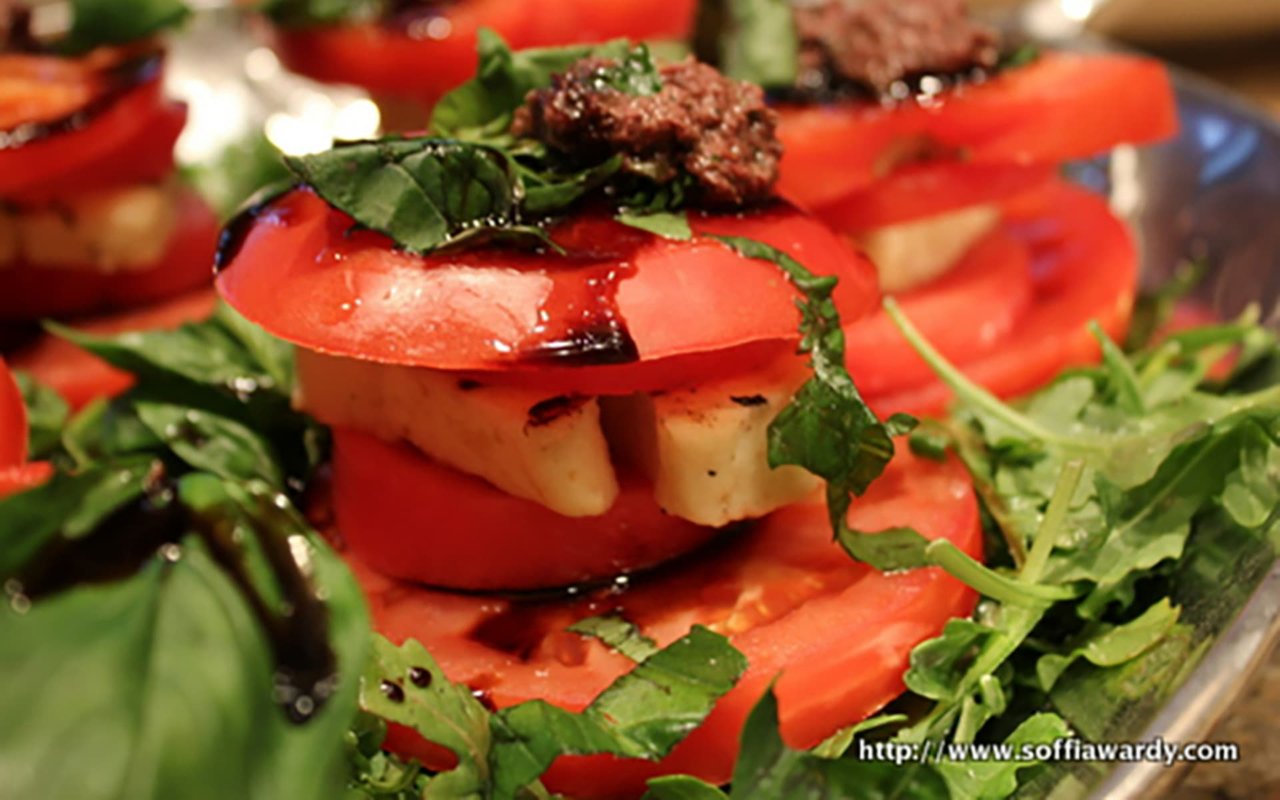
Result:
[0, 47, 218, 320]
[779, 52, 1177, 414]
[0, 46, 220, 405]
[269, 0, 697, 112]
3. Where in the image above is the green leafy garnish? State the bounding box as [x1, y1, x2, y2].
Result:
[361, 627, 746, 800]
[693, 0, 798, 89]
[709, 235, 899, 536]
[13, 371, 69, 461]
[59, 0, 189, 54]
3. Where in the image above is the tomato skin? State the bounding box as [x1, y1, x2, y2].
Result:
[332, 426, 722, 591]
[845, 227, 1035, 395]
[858, 182, 1138, 417]
[0, 359, 27, 466]
[8, 289, 218, 409]
[777, 52, 1177, 210]
[0, 188, 218, 322]
[0, 53, 181, 201]
[354, 449, 981, 797]
[0, 463, 53, 499]
[216, 190, 878, 394]
[269, 0, 695, 107]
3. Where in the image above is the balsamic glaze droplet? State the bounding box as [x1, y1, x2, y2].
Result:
[380, 680, 406, 703]
[408, 667, 433, 688]
[214, 185, 293, 273]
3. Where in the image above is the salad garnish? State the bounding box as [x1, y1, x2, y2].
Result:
[1, 0, 189, 55]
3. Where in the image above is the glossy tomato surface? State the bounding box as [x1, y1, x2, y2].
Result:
[0, 358, 26, 466]
[0, 50, 183, 201]
[332, 427, 721, 591]
[270, 0, 696, 107]
[852, 181, 1138, 416]
[8, 289, 218, 409]
[778, 52, 1177, 210]
[350, 449, 982, 798]
[0, 188, 218, 322]
[813, 160, 1056, 232]
[216, 189, 879, 393]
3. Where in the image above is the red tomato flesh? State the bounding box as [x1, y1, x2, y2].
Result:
[216, 189, 879, 394]
[332, 426, 722, 591]
[269, 0, 695, 107]
[0, 50, 182, 201]
[0, 187, 218, 322]
[0, 358, 27, 466]
[812, 161, 1056, 232]
[777, 52, 1177, 211]
[8, 289, 218, 409]
[0, 462, 52, 499]
[857, 181, 1138, 417]
[354, 448, 980, 798]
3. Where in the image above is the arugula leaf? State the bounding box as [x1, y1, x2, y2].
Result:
[364, 627, 745, 800]
[693, 0, 799, 89]
[1036, 598, 1180, 691]
[933, 713, 1071, 800]
[13, 371, 69, 461]
[709, 235, 896, 534]
[61, 0, 190, 54]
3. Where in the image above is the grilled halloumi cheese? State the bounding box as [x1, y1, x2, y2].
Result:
[857, 204, 999, 293]
[0, 182, 178, 272]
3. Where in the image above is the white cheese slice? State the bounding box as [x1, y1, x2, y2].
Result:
[0, 182, 178, 272]
[602, 355, 820, 528]
[295, 349, 620, 518]
[858, 204, 999, 293]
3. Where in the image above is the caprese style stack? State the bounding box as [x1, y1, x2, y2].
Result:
[216, 39, 984, 797]
[0, 3, 219, 406]
[698, 0, 1177, 414]
[260, 0, 698, 123]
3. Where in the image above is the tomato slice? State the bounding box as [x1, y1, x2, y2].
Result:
[216, 190, 879, 394]
[269, 0, 695, 107]
[332, 427, 721, 590]
[8, 289, 218, 410]
[812, 161, 1056, 232]
[0, 358, 27, 467]
[858, 181, 1137, 416]
[354, 448, 980, 797]
[0, 187, 218, 322]
[777, 52, 1177, 210]
[0, 51, 182, 201]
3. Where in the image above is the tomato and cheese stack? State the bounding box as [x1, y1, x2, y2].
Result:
[699, 0, 1177, 414]
[0, 40, 218, 321]
[218, 42, 984, 796]
[263, 0, 698, 124]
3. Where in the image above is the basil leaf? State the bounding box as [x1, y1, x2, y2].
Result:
[617, 209, 693, 241]
[598, 42, 663, 96]
[258, 0, 381, 27]
[0, 476, 369, 800]
[569, 614, 661, 662]
[432, 30, 633, 139]
[61, 0, 189, 54]
[364, 627, 745, 800]
[709, 235, 897, 532]
[135, 402, 286, 487]
[694, 0, 798, 89]
[13, 371, 69, 461]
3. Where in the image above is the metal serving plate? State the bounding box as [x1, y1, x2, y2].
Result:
[165, 9, 1280, 798]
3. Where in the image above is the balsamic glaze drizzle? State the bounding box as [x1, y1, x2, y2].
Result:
[7, 470, 338, 726]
